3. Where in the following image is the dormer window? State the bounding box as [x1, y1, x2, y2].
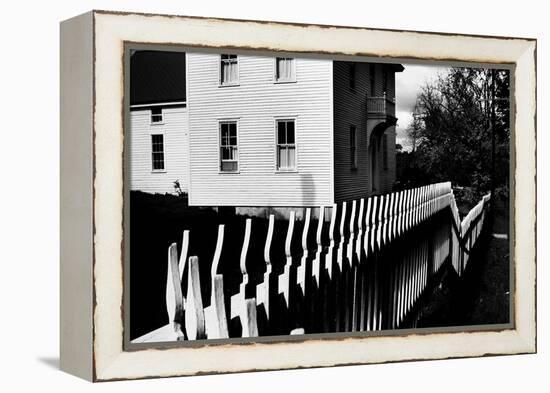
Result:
[151, 107, 163, 124]
[275, 57, 295, 82]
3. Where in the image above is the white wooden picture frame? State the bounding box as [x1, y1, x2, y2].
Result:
[60, 10, 536, 381]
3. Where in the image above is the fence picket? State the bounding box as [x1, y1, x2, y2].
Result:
[205, 225, 228, 339]
[322, 204, 337, 332]
[230, 218, 253, 336]
[313, 207, 325, 287]
[256, 215, 274, 324]
[166, 242, 185, 339]
[278, 210, 296, 329]
[297, 208, 311, 296]
[185, 256, 206, 340]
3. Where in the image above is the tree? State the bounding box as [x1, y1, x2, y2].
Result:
[406, 67, 510, 194]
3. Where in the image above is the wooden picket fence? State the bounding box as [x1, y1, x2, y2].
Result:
[133, 182, 491, 343]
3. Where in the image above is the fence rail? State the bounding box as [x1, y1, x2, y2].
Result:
[133, 182, 491, 343]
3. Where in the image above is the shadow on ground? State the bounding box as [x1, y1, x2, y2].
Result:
[37, 357, 59, 370]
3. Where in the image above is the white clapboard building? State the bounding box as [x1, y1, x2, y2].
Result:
[130, 50, 403, 212]
[129, 50, 189, 194]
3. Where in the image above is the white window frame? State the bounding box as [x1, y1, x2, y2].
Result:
[218, 120, 239, 173]
[150, 107, 164, 124]
[274, 57, 296, 83]
[150, 132, 166, 173]
[274, 117, 298, 172]
[219, 54, 239, 87]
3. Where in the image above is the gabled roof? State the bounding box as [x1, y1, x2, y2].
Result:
[130, 50, 186, 105]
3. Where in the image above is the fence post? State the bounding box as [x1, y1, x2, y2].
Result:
[322, 204, 337, 332]
[166, 230, 189, 339]
[335, 201, 347, 332]
[326, 204, 337, 280]
[406, 189, 412, 232]
[185, 256, 206, 340]
[297, 208, 311, 297]
[337, 202, 347, 272]
[204, 225, 228, 339]
[347, 200, 357, 267]
[230, 218, 257, 337]
[295, 207, 311, 332]
[313, 207, 325, 287]
[309, 206, 325, 333]
[242, 298, 259, 337]
[256, 214, 274, 330]
[370, 196, 378, 253]
[166, 242, 185, 339]
[355, 199, 365, 262]
[361, 197, 372, 331]
[346, 200, 357, 331]
[276, 211, 296, 334]
[279, 211, 295, 308]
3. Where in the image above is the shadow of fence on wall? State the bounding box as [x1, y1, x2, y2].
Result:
[132, 181, 491, 343]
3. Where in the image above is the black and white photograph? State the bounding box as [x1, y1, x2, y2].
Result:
[126, 48, 511, 344]
[1, 0, 544, 387]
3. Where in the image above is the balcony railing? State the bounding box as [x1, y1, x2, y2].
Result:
[367, 93, 395, 117]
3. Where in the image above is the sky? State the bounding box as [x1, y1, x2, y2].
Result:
[395, 64, 451, 151]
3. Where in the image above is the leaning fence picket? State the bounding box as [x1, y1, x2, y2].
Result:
[256, 214, 274, 331]
[185, 256, 206, 340]
[204, 225, 228, 339]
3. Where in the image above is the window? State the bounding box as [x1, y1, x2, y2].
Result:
[383, 134, 389, 169]
[151, 134, 165, 171]
[369, 64, 376, 96]
[275, 57, 295, 82]
[349, 63, 356, 90]
[350, 125, 357, 169]
[276, 119, 296, 171]
[220, 54, 239, 85]
[220, 122, 238, 172]
[151, 107, 163, 123]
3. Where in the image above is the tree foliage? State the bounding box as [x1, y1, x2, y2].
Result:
[398, 67, 510, 195]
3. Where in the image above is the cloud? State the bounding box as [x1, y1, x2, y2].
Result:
[395, 63, 450, 150]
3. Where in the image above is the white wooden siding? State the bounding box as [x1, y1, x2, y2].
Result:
[333, 62, 397, 202]
[187, 53, 333, 207]
[129, 106, 189, 194]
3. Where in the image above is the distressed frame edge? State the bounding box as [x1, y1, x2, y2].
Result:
[59, 10, 95, 381]
[87, 11, 536, 382]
